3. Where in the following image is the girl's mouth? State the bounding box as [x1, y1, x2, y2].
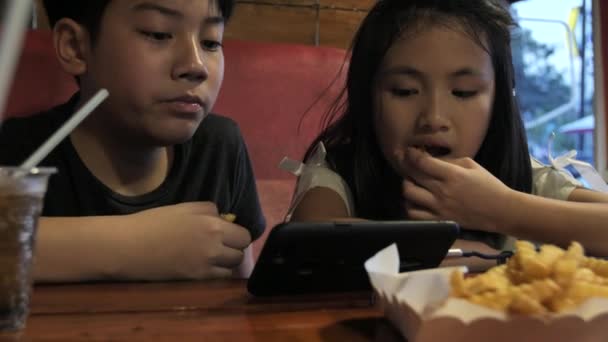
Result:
[413, 145, 451, 157]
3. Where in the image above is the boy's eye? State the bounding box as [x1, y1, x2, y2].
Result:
[452, 90, 477, 98]
[139, 30, 173, 41]
[391, 88, 418, 97]
[201, 40, 223, 51]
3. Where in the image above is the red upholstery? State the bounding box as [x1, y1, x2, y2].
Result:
[217, 40, 347, 255]
[217, 39, 347, 180]
[4, 30, 77, 118]
[3, 30, 348, 258]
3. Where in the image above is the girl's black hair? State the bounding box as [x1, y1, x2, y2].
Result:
[305, 0, 532, 220]
[43, 0, 235, 43]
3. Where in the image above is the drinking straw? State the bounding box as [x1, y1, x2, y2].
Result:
[20, 89, 109, 170]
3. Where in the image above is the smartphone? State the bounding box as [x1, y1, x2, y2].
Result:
[247, 220, 459, 296]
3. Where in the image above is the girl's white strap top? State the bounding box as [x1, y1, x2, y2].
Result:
[281, 142, 584, 222]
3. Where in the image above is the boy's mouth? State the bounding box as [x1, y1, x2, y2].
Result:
[412, 144, 451, 157]
[163, 95, 206, 114]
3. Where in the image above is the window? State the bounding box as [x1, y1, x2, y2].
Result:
[511, 0, 594, 166]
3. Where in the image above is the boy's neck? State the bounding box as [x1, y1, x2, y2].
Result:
[69, 123, 174, 197]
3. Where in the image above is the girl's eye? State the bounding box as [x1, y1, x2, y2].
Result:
[139, 31, 173, 41]
[202, 40, 223, 51]
[452, 90, 477, 98]
[391, 88, 418, 97]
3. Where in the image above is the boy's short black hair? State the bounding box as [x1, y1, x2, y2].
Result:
[43, 0, 110, 42]
[43, 0, 235, 42]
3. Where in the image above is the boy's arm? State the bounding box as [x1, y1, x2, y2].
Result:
[33, 202, 252, 282]
[34, 216, 132, 282]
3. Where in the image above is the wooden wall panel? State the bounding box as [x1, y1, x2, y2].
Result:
[319, 8, 366, 48]
[227, 0, 371, 47]
[33, 0, 372, 48]
[225, 4, 318, 45]
[319, 0, 376, 10]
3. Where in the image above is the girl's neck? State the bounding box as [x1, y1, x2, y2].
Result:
[69, 113, 173, 197]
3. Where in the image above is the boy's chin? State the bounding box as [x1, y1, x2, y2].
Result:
[145, 128, 197, 146]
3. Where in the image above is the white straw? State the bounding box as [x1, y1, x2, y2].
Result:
[20, 89, 109, 170]
[0, 0, 33, 121]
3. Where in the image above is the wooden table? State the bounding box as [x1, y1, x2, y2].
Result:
[0, 280, 404, 341]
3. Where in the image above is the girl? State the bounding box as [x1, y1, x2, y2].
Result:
[286, 0, 608, 261]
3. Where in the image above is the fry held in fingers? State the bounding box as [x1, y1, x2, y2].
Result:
[220, 213, 236, 222]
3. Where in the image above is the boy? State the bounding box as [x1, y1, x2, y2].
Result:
[0, 0, 265, 281]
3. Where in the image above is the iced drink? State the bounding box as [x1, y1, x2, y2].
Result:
[0, 167, 54, 331]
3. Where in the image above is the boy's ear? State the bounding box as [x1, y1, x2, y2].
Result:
[52, 18, 91, 77]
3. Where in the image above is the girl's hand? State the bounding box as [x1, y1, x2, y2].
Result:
[399, 147, 515, 232]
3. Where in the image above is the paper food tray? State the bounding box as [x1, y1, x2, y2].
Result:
[365, 244, 608, 342]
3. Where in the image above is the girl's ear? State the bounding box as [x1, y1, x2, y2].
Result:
[52, 18, 91, 77]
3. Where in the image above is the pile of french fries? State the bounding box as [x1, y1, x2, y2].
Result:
[450, 240, 608, 315]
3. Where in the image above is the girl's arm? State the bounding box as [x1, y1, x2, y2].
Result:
[290, 187, 351, 221]
[402, 147, 608, 256]
[497, 188, 608, 256]
[568, 187, 608, 203]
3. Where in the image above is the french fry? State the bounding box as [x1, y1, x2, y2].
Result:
[581, 257, 608, 277]
[510, 289, 547, 315]
[220, 213, 236, 222]
[467, 289, 513, 311]
[450, 270, 468, 297]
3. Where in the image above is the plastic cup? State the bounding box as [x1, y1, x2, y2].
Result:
[0, 167, 54, 331]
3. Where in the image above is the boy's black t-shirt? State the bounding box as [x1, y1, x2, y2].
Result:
[0, 95, 266, 240]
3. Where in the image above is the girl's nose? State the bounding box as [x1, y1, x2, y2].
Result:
[416, 94, 450, 133]
[172, 38, 209, 83]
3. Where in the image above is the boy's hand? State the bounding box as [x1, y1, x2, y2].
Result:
[398, 147, 515, 233]
[123, 202, 251, 280]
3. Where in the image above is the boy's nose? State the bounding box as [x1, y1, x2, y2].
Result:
[172, 38, 209, 83]
[416, 95, 450, 133]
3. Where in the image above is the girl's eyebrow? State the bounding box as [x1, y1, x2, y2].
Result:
[449, 68, 486, 78]
[381, 65, 488, 80]
[381, 66, 423, 79]
[380, 65, 488, 84]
